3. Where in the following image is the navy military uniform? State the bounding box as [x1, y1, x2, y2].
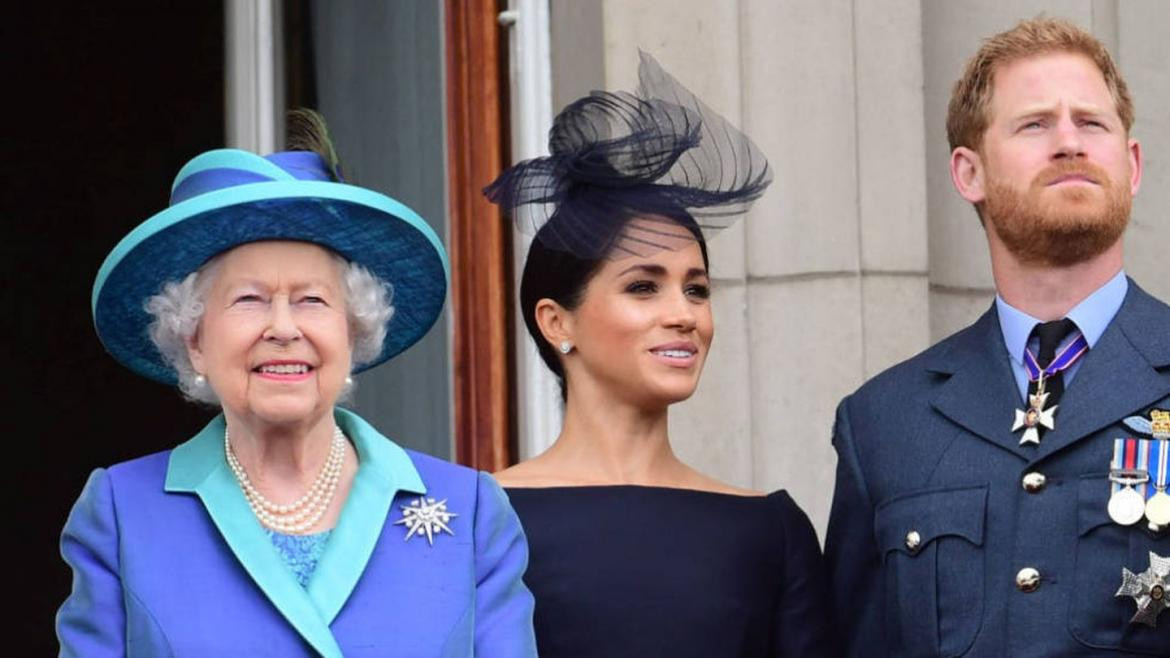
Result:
[825, 281, 1170, 657]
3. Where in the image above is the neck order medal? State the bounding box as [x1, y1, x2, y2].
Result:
[1013, 374, 1056, 446]
[1012, 332, 1089, 445]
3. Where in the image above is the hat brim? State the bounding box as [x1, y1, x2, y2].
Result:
[93, 180, 449, 385]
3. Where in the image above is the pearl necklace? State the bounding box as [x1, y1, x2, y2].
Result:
[224, 426, 346, 535]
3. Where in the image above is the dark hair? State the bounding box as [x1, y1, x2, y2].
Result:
[492, 53, 769, 402]
[520, 211, 709, 401]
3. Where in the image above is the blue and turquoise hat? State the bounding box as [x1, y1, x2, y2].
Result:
[92, 148, 449, 385]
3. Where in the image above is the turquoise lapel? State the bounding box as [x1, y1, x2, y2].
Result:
[164, 416, 342, 658]
[164, 410, 426, 657]
[307, 408, 426, 623]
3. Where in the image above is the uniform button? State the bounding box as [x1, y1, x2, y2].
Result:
[1016, 567, 1041, 593]
[1022, 472, 1047, 493]
[905, 530, 921, 553]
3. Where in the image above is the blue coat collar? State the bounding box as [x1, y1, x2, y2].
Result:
[928, 279, 1170, 462]
[164, 408, 427, 658]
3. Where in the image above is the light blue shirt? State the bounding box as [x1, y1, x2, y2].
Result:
[996, 270, 1128, 402]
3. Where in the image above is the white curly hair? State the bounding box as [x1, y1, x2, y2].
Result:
[145, 248, 395, 404]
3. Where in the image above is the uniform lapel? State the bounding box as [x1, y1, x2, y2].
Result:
[1034, 282, 1170, 461]
[165, 416, 344, 658]
[930, 306, 1031, 457]
[307, 408, 426, 624]
[928, 283, 1170, 463]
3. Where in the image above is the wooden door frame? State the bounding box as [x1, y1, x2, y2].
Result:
[445, 0, 514, 471]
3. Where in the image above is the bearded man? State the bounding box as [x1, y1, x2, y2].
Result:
[825, 17, 1169, 657]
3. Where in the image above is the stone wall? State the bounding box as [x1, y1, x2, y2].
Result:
[548, 0, 1169, 537]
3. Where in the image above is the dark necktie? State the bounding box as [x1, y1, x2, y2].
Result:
[1028, 318, 1078, 407]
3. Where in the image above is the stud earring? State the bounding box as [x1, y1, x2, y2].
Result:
[559, 341, 573, 354]
[344, 375, 354, 387]
[194, 374, 206, 388]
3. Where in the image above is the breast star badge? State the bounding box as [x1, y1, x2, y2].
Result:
[1115, 551, 1169, 627]
[394, 496, 457, 546]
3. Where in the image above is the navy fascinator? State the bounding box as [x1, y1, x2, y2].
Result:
[484, 51, 772, 259]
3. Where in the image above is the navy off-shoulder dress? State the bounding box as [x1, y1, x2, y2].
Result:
[506, 486, 839, 658]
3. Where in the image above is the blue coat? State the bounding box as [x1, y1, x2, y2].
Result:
[56, 409, 537, 657]
[825, 280, 1170, 657]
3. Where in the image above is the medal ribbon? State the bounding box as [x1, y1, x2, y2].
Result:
[1112, 438, 1143, 495]
[1148, 439, 1168, 498]
[1138, 439, 1151, 498]
[1112, 438, 1125, 494]
[1024, 332, 1089, 382]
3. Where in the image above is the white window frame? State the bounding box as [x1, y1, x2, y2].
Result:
[225, 0, 283, 153]
[501, 0, 560, 460]
[228, 0, 557, 461]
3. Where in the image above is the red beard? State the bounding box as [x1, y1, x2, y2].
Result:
[982, 160, 1130, 267]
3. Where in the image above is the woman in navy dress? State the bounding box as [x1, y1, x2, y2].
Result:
[484, 53, 839, 658]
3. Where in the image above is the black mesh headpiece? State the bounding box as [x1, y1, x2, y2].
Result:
[484, 51, 772, 259]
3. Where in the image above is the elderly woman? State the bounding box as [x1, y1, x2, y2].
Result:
[57, 112, 537, 657]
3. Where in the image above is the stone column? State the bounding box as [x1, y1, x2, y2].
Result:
[547, 0, 1166, 538]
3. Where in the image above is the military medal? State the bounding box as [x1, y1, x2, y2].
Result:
[1109, 477, 1148, 526]
[1115, 551, 1169, 628]
[394, 496, 458, 545]
[1109, 439, 1149, 526]
[1120, 410, 1170, 529]
[1148, 489, 1170, 528]
[1011, 333, 1088, 445]
[1145, 438, 1170, 528]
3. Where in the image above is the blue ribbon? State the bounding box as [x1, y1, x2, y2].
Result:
[1024, 332, 1089, 381]
[1148, 440, 1168, 499]
[170, 151, 336, 206]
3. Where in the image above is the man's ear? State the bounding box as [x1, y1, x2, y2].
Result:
[950, 146, 986, 204]
[1127, 137, 1143, 196]
[534, 298, 573, 353]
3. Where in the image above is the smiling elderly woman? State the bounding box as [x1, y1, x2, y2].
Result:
[147, 243, 393, 418]
[56, 112, 536, 657]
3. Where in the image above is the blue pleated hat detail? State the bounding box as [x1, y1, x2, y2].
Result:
[92, 148, 449, 385]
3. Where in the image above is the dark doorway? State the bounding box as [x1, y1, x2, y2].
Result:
[7, 4, 225, 653]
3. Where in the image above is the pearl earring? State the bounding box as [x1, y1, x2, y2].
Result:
[344, 375, 354, 387]
[559, 341, 572, 354]
[194, 374, 206, 388]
